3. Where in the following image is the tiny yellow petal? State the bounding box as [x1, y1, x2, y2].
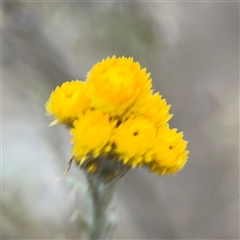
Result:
[48, 119, 59, 127]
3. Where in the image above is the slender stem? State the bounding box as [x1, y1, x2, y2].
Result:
[87, 174, 115, 240]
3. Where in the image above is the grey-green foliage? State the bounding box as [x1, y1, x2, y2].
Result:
[2, 1, 239, 239]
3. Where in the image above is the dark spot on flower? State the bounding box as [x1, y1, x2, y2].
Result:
[169, 146, 172, 149]
[133, 131, 138, 136]
[116, 119, 122, 127]
[66, 93, 73, 98]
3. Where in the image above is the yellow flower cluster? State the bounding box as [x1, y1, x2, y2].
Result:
[45, 56, 189, 175]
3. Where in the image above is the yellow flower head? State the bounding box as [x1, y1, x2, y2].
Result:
[45, 80, 89, 125]
[149, 126, 189, 175]
[114, 117, 157, 167]
[86, 56, 152, 116]
[71, 110, 116, 162]
[128, 93, 173, 128]
[141, 93, 173, 128]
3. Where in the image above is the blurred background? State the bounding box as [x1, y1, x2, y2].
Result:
[2, 1, 239, 239]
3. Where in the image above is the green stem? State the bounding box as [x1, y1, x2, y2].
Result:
[86, 174, 115, 240]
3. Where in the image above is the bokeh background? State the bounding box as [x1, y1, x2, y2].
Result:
[2, 1, 239, 239]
